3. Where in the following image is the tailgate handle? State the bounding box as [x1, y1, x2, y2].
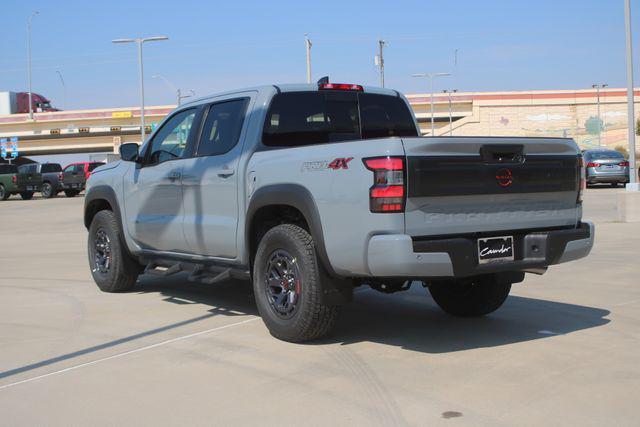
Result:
[480, 144, 524, 164]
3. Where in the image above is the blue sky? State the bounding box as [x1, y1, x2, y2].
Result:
[1, 0, 638, 110]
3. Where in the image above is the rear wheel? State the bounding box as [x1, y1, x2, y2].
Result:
[88, 210, 140, 292]
[0, 185, 8, 201]
[428, 276, 511, 317]
[253, 224, 340, 342]
[20, 192, 34, 200]
[65, 190, 79, 197]
[41, 182, 56, 198]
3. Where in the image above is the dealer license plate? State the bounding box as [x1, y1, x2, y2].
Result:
[477, 236, 514, 264]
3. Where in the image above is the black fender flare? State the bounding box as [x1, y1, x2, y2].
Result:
[245, 184, 352, 304]
[84, 185, 123, 230]
[84, 185, 143, 271]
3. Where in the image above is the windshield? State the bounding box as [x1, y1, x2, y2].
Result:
[88, 162, 105, 172]
[585, 151, 624, 160]
[0, 164, 18, 174]
[41, 163, 62, 173]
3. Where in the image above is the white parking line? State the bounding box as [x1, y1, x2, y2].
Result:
[0, 317, 259, 391]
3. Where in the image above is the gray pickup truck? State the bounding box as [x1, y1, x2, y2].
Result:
[84, 83, 594, 342]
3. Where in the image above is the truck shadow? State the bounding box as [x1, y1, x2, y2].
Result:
[139, 276, 610, 354]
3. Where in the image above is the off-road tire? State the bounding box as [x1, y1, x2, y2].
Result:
[429, 276, 511, 317]
[88, 210, 140, 292]
[253, 224, 340, 342]
[41, 182, 56, 198]
[65, 190, 79, 197]
[20, 192, 34, 200]
[0, 185, 9, 201]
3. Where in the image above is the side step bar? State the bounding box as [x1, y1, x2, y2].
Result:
[141, 258, 250, 284]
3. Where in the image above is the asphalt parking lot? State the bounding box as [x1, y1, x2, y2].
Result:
[0, 188, 638, 426]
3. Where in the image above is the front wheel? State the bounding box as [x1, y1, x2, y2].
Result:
[252, 224, 340, 342]
[428, 276, 511, 317]
[20, 192, 34, 200]
[88, 210, 140, 292]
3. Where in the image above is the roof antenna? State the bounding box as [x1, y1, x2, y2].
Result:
[317, 76, 329, 85]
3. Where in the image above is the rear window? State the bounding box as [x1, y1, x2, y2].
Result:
[262, 91, 418, 147]
[88, 163, 105, 172]
[585, 151, 624, 160]
[40, 163, 62, 173]
[0, 164, 18, 174]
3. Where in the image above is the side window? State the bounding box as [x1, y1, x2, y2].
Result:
[196, 99, 249, 157]
[145, 109, 197, 165]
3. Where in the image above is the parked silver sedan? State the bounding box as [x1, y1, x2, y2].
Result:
[583, 149, 630, 187]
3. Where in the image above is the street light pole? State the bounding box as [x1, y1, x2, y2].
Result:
[592, 83, 608, 146]
[624, 0, 637, 190]
[27, 11, 39, 120]
[56, 70, 65, 110]
[113, 36, 168, 144]
[377, 39, 386, 87]
[443, 89, 457, 136]
[305, 34, 312, 84]
[412, 72, 451, 136]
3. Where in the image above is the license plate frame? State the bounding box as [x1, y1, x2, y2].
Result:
[26, 185, 36, 191]
[477, 235, 514, 264]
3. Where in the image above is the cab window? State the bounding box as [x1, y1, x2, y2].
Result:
[196, 99, 248, 157]
[145, 109, 197, 165]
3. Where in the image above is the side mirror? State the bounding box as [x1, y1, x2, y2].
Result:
[119, 143, 139, 162]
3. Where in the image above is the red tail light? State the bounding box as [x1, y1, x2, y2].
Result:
[586, 162, 600, 167]
[11, 175, 16, 184]
[318, 83, 364, 91]
[58, 172, 63, 182]
[619, 161, 629, 167]
[363, 156, 405, 213]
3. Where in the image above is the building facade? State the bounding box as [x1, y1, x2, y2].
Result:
[407, 87, 640, 152]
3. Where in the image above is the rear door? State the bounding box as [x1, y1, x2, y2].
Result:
[181, 96, 252, 257]
[123, 107, 201, 252]
[402, 137, 581, 237]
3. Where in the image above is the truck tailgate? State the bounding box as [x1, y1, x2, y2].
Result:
[63, 171, 85, 186]
[16, 172, 42, 188]
[401, 137, 581, 237]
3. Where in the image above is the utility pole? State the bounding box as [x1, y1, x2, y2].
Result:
[443, 89, 457, 135]
[412, 72, 451, 136]
[56, 70, 65, 110]
[27, 11, 39, 120]
[624, 0, 638, 190]
[305, 34, 312, 84]
[376, 39, 386, 87]
[113, 36, 169, 144]
[592, 83, 608, 146]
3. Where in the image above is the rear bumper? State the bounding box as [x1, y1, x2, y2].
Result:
[61, 182, 84, 190]
[587, 169, 629, 183]
[15, 183, 42, 192]
[366, 221, 594, 278]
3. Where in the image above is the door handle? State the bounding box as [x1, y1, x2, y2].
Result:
[166, 171, 181, 181]
[217, 168, 235, 178]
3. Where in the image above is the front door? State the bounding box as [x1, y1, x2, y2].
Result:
[181, 97, 251, 258]
[123, 108, 198, 252]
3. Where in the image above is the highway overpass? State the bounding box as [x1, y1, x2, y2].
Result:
[0, 87, 638, 157]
